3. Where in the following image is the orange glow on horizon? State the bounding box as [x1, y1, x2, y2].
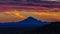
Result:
[0, 9, 60, 22]
[14, 12, 26, 18]
[5, 11, 26, 19]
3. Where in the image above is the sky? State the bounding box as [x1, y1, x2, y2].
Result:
[0, 0, 60, 22]
[0, 0, 59, 8]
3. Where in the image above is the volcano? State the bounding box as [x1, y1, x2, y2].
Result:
[0, 17, 59, 34]
[0, 17, 51, 28]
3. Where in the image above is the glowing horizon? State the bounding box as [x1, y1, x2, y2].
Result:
[0, 10, 60, 22]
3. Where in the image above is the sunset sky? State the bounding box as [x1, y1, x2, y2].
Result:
[0, 0, 60, 22]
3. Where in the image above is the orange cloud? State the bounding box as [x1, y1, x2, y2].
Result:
[31, 12, 60, 22]
[5, 11, 26, 19]
[14, 12, 26, 18]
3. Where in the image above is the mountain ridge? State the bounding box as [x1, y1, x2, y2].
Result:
[0, 17, 51, 28]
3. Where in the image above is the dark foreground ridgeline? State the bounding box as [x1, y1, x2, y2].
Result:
[0, 22, 59, 34]
[0, 17, 51, 28]
[0, 17, 59, 34]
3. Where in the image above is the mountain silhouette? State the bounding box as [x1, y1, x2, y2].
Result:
[0, 17, 51, 28]
[19, 17, 42, 23]
[24, 22, 60, 34]
[0, 20, 59, 34]
[0, 17, 60, 34]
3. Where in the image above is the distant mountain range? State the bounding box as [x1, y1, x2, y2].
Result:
[0, 18, 59, 34]
[24, 22, 60, 34]
[0, 17, 51, 28]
